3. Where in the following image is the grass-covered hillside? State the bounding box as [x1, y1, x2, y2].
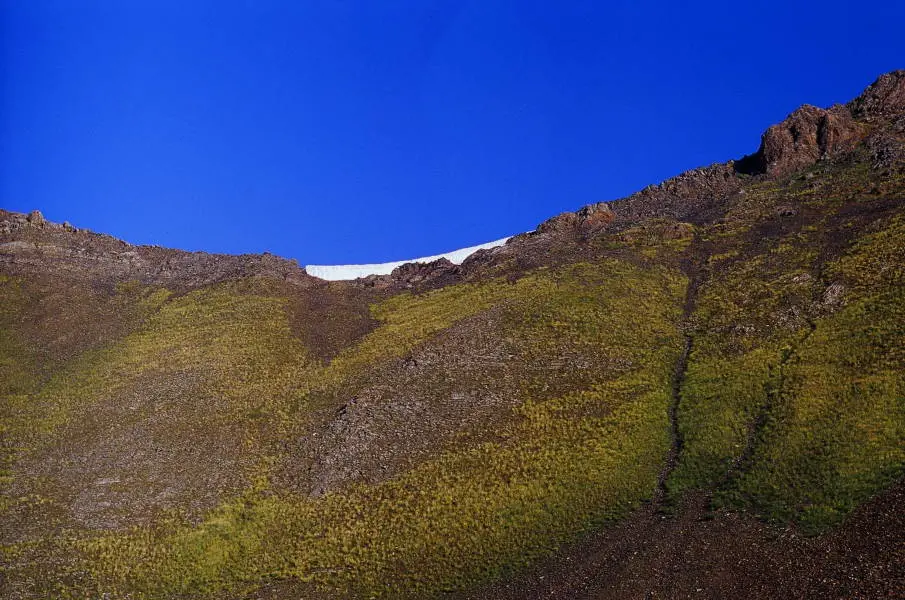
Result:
[2, 72, 904, 599]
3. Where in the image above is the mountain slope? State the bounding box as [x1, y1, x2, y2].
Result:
[1, 71, 904, 599]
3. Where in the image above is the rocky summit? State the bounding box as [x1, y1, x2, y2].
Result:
[1, 71, 904, 599]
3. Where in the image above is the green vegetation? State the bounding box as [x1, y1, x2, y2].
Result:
[3, 286, 314, 464]
[669, 222, 822, 496]
[313, 278, 517, 396]
[668, 169, 905, 533]
[3, 257, 687, 598]
[730, 288, 904, 531]
[79, 370, 672, 598]
[726, 215, 905, 531]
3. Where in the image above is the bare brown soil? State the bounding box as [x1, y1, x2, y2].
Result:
[464, 479, 905, 600]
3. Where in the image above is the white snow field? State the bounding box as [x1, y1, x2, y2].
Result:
[305, 236, 511, 281]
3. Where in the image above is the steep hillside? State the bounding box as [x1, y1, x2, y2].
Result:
[1, 71, 904, 599]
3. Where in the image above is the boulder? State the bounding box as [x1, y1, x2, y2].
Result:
[27, 210, 45, 226]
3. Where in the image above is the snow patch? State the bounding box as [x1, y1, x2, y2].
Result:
[305, 237, 511, 281]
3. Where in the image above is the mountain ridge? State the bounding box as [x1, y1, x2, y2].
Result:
[3, 71, 903, 291]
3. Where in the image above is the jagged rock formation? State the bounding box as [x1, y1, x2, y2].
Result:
[850, 69, 905, 119]
[753, 104, 862, 177]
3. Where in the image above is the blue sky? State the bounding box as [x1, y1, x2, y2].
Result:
[2, 1, 903, 264]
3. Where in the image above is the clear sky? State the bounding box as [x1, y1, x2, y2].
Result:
[2, 1, 903, 264]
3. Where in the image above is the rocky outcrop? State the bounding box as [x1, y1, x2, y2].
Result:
[390, 257, 460, 286]
[736, 104, 864, 178]
[729, 71, 904, 179]
[26, 210, 45, 226]
[537, 202, 615, 234]
[560, 72, 904, 231]
[609, 163, 742, 224]
[850, 71, 905, 171]
[866, 131, 905, 170]
[849, 70, 905, 121]
[351, 258, 462, 290]
[0, 209, 315, 289]
[1, 209, 78, 235]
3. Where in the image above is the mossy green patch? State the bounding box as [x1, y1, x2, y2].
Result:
[723, 216, 905, 531]
[4, 286, 314, 462]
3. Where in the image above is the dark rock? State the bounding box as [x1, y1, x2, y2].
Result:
[352, 273, 393, 289]
[609, 163, 742, 224]
[777, 206, 797, 218]
[576, 202, 615, 231]
[866, 131, 905, 170]
[390, 258, 459, 286]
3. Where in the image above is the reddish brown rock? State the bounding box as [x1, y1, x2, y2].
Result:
[755, 104, 863, 177]
[849, 69, 905, 120]
[26, 210, 45, 226]
[537, 202, 614, 234]
[576, 202, 615, 230]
